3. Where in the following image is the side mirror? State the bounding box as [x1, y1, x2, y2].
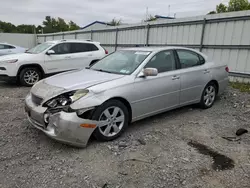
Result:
[46, 50, 55, 55]
[138, 68, 158, 77]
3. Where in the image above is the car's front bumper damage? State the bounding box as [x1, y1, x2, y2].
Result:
[25, 94, 98, 147]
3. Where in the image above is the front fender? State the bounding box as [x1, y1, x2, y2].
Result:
[70, 93, 106, 110]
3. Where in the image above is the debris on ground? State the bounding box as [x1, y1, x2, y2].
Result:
[137, 138, 146, 145]
[236, 128, 248, 136]
[222, 137, 241, 142]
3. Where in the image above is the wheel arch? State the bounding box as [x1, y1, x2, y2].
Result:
[206, 80, 219, 94]
[17, 64, 45, 78]
[105, 97, 132, 123]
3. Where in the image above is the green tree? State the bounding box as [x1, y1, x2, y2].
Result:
[145, 15, 157, 22]
[16, 24, 35, 33]
[0, 21, 17, 33]
[108, 18, 122, 26]
[209, 0, 250, 14]
[69, 21, 80, 31]
[216, 3, 228, 13]
[228, 0, 249, 11]
[0, 16, 80, 34]
[42, 16, 80, 33]
[208, 11, 217, 14]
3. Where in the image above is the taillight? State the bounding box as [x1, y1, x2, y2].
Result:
[225, 66, 229, 72]
[105, 49, 108, 54]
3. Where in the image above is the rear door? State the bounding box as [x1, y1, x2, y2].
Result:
[175, 49, 210, 105]
[0, 44, 15, 56]
[70, 42, 99, 68]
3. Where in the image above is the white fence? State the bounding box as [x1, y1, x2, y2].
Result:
[0, 33, 36, 48]
[3, 11, 246, 83]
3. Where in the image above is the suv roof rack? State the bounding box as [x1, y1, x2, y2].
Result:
[60, 39, 93, 42]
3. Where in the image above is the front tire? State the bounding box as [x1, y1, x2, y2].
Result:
[200, 82, 217, 109]
[19, 67, 42, 87]
[92, 100, 129, 141]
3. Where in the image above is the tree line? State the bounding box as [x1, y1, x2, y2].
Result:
[1, 1, 250, 34]
[208, 0, 250, 14]
[0, 16, 80, 34]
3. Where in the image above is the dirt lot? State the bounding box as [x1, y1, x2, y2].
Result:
[0, 82, 249, 188]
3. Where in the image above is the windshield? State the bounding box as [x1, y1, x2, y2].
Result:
[26, 42, 54, 54]
[90, 50, 151, 75]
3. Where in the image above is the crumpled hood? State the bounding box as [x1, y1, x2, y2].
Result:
[31, 69, 124, 101]
[44, 69, 124, 90]
[0, 53, 35, 62]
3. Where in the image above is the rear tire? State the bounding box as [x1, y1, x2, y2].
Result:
[92, 100, 129, 141]
[200, 82, 217, 109]
[19, 67, 42, 87]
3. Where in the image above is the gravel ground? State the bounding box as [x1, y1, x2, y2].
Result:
[0, 82, 250, 188]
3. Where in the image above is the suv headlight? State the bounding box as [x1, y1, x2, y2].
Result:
[43, 89, 89, 108]
[0, 59, 18, 63]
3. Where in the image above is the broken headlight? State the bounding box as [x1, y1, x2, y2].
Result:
[43, 89, 89, 108]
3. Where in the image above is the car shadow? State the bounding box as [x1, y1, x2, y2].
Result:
[0, 81, 22, 89]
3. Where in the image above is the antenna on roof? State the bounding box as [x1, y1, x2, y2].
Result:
[168, 5, 170, 16]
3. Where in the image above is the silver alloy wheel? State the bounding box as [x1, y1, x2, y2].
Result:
[204, 85, 216, 106]
[24, 70, 39, 85]
[98, 106, 125, 137]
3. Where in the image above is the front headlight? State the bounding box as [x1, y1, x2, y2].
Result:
[0, 59, 18, 63]
[70, 89, 89, 103]
[43, 89, 89, 108]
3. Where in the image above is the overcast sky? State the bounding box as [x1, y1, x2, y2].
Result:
[1, 0, 229, 26]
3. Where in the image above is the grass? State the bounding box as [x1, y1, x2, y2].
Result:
[230, 82, 250, 93]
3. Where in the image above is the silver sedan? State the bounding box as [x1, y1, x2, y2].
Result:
[25, 47, 229, 147]
[0, 43, 27, 56]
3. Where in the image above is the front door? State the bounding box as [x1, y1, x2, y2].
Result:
[44, 43, 75, 74]
[175, 49, 210, 105]
[132, 50, 181, 120]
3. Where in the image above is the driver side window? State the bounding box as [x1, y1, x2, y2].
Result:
[144, 50, 176, 73]
[50, 43, 71, 55]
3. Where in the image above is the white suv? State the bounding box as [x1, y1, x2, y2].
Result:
[0, 40, 107, 86]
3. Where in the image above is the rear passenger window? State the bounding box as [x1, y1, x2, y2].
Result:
[5, 45, 15, 49]
[177, 50, 204, 69]
[71, 43, 98, 53]
[0, 45, 15, 49]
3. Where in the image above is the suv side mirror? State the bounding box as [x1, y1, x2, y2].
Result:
[46, 50, 55, 55]
[138, 68, 158, 77]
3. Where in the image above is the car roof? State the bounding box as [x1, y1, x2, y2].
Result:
[120, 46, 208, 59]
[45, 39, 100, 45]
[120, 46, 195, 52]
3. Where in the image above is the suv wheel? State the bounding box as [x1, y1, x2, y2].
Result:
[19, 67, 42, 87]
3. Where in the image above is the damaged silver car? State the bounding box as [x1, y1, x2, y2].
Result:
[25, 47, 229, 147]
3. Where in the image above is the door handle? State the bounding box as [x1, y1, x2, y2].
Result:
[87, 54, 93, 56]
[65, 56, 71, 59]
[203, 69, 210, 74]
[172, 75, 180, 80]
[8, 50, 11, 52]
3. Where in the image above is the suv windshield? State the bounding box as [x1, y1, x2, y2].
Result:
[26, 42, 54, 54]
[90, 50, 151, 75]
